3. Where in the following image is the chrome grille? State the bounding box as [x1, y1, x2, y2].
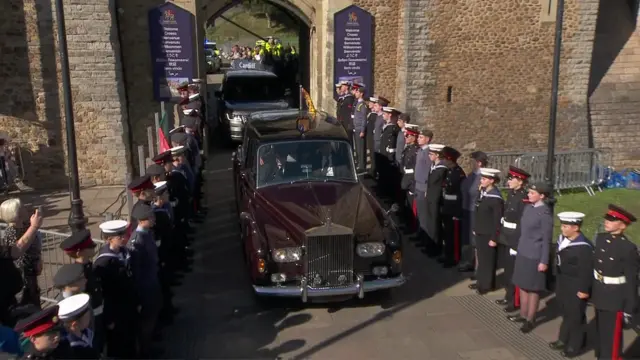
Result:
[305, 234, 354, 287]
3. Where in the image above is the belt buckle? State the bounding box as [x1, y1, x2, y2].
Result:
[595, 273, 603, 282]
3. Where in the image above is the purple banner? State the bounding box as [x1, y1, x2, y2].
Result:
[148, 3, 195, 102]
[333, 5, 373, 100]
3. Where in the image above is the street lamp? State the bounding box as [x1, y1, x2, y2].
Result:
[54, 0, 86, 232]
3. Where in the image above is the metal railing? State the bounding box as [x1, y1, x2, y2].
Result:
[486, 149, 611, 195]
[0, 223, 105, 307]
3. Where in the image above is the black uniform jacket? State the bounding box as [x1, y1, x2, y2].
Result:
[167, 169, 190, 221]
[128, 199, 152, 237]
[426, 163, 448, 204]
[556, 233, 593, 295]
[337, 94, 355, 129]
[400, 144, 419, 191]
[441, 161, 466, 217]
[473, 187, 504, 238]
[380, 123, 400, 161]
[590, 232, 639, 314]
[153, 207, 173, 254]
[366, 111, 376, 150]
[93, 246, 139, 327]
[82, 262, 103, 315]
[498, 188, 528, 249]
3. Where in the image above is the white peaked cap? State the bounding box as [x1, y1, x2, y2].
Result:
[99, 220, 128, 234]
[154, 181, 168, 192]
[428, 144, 445, 152]
[57, 293, 91, 320]
[382, 106, 398, 113]
[170, 145, 186, 155]
[479, 168, 501, 178]
[557, 211, 585, 224]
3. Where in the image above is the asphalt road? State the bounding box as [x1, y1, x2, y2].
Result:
[154, 73, 632, 360]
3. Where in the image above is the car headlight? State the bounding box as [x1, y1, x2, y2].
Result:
[272, 247, 302, 263]
[356, 242, 385, 258]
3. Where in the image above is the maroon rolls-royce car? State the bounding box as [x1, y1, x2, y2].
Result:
[232, 109, 406, 302]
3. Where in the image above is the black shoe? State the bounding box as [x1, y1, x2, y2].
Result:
[507, 315, 526, 323]
[560, 349, 579, 358]
[495, 299, 508, 306]
[504, 305, 520, 313]
[468, 283, 478, 290]
[458, 264, 474, 272]
[549, 340, 565, 350]
[520, 321, 534, 333]
[476, 289, 489, 295]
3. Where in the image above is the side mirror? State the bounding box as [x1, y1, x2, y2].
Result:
[214, 90, 222, 98]
[386, 203, 400, 215]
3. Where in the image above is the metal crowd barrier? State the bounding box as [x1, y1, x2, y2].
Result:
[486, 149, 611, 195]
[0, 223, 105, 308]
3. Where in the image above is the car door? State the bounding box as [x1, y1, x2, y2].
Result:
[233, 130, 250, 216]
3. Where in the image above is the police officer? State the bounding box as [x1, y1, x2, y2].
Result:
[413, 127, 433, 247]
[379, 107, 401, 197]
[371, 97, 389, 179]
[14, 306, 71, 359]
[58, 230, 104, 353]
[590, 205, 638, 360]
[440, 146, 466, 267]
[352, 83, 367, 173]
[469, 168, 503, 295]
[495, 166, 530, 312]
[548, 212, 592, 358]
[400, 124, 420, 230]
[424, 144, 447, 257]
[93, 220, 138, 359]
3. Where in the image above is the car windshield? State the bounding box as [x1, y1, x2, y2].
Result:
[224, 76, 284, 102]
[256, 140, 357, 187]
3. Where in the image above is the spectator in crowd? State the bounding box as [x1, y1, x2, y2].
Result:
[0, 200, 43, 309]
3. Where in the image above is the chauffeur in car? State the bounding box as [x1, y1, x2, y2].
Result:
[232, 109, 406, 302]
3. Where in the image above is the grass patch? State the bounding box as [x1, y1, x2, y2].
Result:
[506, 189, 640, 243]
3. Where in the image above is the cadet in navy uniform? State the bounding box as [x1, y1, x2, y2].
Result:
[58, 293, 99, 359]
[469, 168, 503, 294]
[393, 114, 411, 208]
[590, 205, 638, 360]
[509, 182, 553, 333]
[153, 150, 190, 228]
[439, 146, 466, 267]
[172, 145, 196, 195]
[352, 83, 368, 172]
[14, 306, 70, 360]
[58, 230, 104, 354]
[127, 175, 155, 235]
[424, 144, 447, 257]
[335, 81, 354, 125]
[371, 97, 389, 179]
[379, 106, 401, 197]
[93, 220, 138, 359]
[413, 128, 433, 247]
[399, 124, 420, 230]
[365, 97, 377, 175]
[548, 211, 593, 358]
[495, 166, 530, 312]
[128, 203, 162, 358]
[458, 151, 488, 274]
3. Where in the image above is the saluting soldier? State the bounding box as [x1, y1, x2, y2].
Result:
[469, 168, 503, 295]
[549, 211, 592, 358]
[590, 205, 638, 360]
[439, 146, 466, 267]
[94, 220, 138, 359]
[14, 306, 71, 360]
[400, 124, 420, 230]
[351, 83, 368, 173]
[379, 107, 401, 197]
[424, 144, 447, 257]
[495, 166, 530, 312]
[58, 230, 104, 354]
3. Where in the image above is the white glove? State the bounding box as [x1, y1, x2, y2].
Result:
[625, 313, 633, 325]
[509, 249, 518, 256]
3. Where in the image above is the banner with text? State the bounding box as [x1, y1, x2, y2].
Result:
[333, 5, 373, 100]
[149, 3, 196, 102]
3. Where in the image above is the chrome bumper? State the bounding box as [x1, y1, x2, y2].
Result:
[253, 274, 406, 303]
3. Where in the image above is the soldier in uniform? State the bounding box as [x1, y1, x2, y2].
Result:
[171, 144, 195, 195]
[58, 230, 104, 354]
[335, 81, 354, 127]
[128, 203, 162, 358]
[548, 211, 592, 358]
[439, 146, 466, 267]
[424, 144, 447, 257]
[14, 306, 70, 359]
[413, 128, 433, 248]
[495, 166, 530, 312]
[372, 97, 389, 179]
[352, 83, 367, 173]
[469, 168, 503, 295]
[93, 220, 138, 359]
[379, 107, 401, 197]
[58, 293, 100, 359]
[127, 175, 155, 236]
[365, 96, 378, 175]
[393, 113, 411, 208]
[590, 205, 638, 360]
[399, 124, 420, 230]
[53, 263, 87, 298]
